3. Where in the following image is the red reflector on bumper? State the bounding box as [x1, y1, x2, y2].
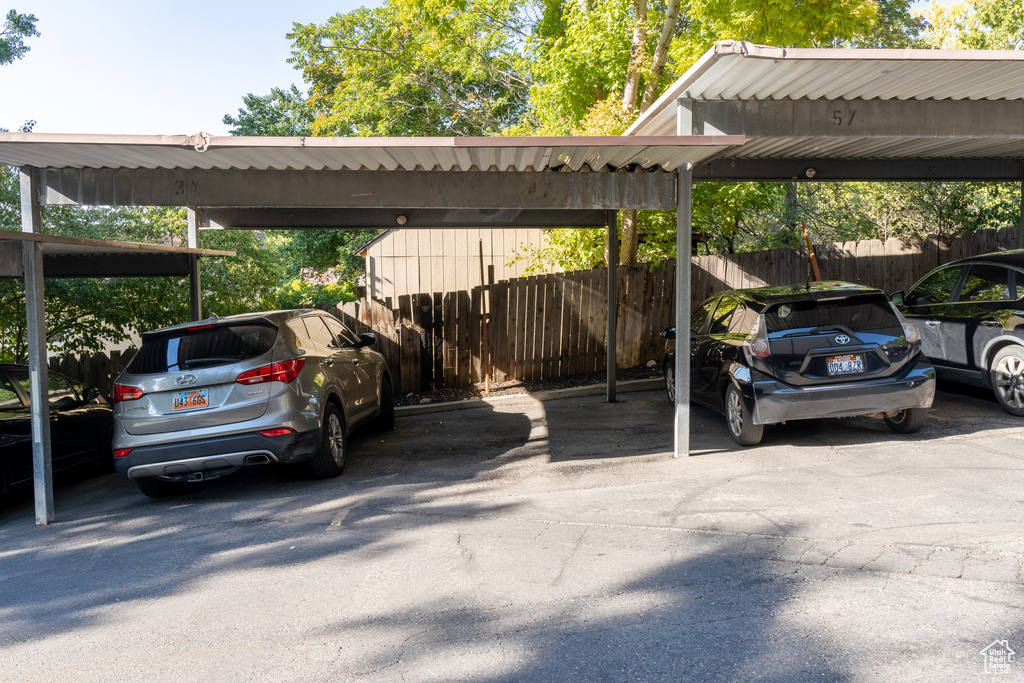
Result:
[259, 428, 295, 438]
[113, 448, 132, 458]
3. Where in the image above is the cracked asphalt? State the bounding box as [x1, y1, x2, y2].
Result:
[1, 383, 1023, 682]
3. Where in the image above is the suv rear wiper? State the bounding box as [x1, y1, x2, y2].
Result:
[182, 357, 238, 369]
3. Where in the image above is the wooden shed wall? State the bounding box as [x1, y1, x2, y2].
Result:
[365, 228, 556, 304]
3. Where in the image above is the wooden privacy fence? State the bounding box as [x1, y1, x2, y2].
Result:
[47, 226, 1021, 396]
[335, 263, 677, 395]
[48, 350, 136, 402]
[343, 226, 1023, 394]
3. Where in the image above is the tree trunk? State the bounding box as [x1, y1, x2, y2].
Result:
[619, 209, 639, 264]
[619, 0, 682, 265]
[622, 0, 648, 112]
[641, 0, 680, 111]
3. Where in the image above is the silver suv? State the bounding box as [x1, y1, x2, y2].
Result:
[112, 309, 394, 497]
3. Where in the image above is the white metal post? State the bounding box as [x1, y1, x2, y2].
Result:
[20, 168, 54, 523]
[675, 165, 693, 458]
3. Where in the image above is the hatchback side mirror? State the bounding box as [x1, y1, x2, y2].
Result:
[82, 386, 100, 403]
[890, 291, 905, 306]
[661, 327, 676, 340]
[354, 332, 377, 349]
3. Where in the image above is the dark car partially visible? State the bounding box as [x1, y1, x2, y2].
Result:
[894, 250, 1024, 415]
[662, 281, 935, 446]
[0, 364, 113, 495]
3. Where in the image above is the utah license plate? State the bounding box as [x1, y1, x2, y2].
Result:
[172, 388, 209, 410]
[827, 354, 863, 376]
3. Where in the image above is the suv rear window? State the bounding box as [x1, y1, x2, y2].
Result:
[765, 296, 898, 334]
[128, 324, 278, 374]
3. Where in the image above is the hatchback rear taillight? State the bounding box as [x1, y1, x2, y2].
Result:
[113, 384, 145, 404]
[743, 317, 771, 361]
[902, 322, 921, 345]
[236, 359, 306, 385]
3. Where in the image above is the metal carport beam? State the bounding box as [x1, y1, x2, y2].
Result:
[694, 157, 1024, 182]
[680, 99, 1024, 138]
[196, 207, 612, 230]
[40, 169, 680, 211]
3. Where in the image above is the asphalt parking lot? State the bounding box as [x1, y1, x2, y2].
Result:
[2, 383, 1023, 682]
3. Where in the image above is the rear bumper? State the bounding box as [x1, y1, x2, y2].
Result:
[114, 428, 320, 480]
[751, 360, 935, 425]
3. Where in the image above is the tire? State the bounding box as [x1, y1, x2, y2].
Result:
[664, 360, 676, 403]
[308, 403, 347, 479]
[990, 346, 1024, 416]
[372, 378, 395, 432]
[724, 384, 763, 447]
[136, 477, 183, 498]
[884, 407, 929, 433]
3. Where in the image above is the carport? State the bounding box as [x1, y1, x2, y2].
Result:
[626, 41, 1024, 458]
[3, 42, 1024, 525]
[0, 134, 738, 524]
[0, 228, 231, 524]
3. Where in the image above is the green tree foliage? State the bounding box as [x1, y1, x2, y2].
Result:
[525, 0, 893, 268]
[0, 9, 38, 66]
[220, 82, 369, 302]
[951, 0, 1024, 50]
[223, 85, 315, 136]
[289, 0, 532, 136]
[848, 0, 926, 48]
[793, 181, 1021, 244]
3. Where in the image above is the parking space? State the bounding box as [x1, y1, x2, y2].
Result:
[2, 385, 1023, 681]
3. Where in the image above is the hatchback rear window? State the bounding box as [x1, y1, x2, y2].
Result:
[765, 296, 898, 334]
[128, 324, 278, 374]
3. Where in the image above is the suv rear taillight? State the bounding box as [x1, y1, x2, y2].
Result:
[236, 359, 306, 385]
[113, 384, 145, 404]
[743, 316, 771, 361]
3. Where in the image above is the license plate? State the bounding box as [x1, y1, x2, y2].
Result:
[827, 354, 863, 376]
[172, 388, 209, 411]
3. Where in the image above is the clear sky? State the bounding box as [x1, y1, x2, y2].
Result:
[0, 0, 375, 135]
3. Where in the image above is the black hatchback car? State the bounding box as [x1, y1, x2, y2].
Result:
[0, 364, 112, 495]
[662, 282, 935, 446]
[893, 250, 1024, 416]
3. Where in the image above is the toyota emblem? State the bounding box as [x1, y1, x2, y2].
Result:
[176, 374, 198, 386]
[835, 334, 851, 345]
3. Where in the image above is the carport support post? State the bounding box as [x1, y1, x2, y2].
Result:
[674, 164, 693, 458]
[19, 168, 54, 524]
[607, 215, 618, 403]
[187, 208, 202, 321]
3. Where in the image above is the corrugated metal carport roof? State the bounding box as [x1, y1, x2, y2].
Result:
[0, 134, 742, 173]
[627, 41, 1024, 163]
[0, 230, 233, 278]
